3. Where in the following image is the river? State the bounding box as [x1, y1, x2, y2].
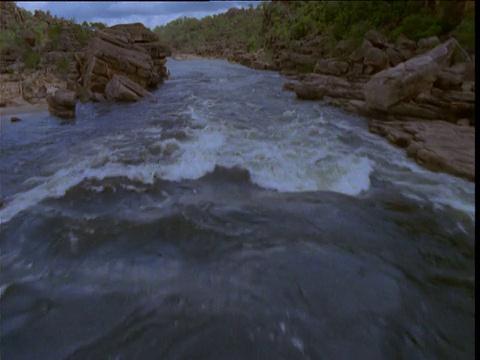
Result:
[0, 60, 475, 359]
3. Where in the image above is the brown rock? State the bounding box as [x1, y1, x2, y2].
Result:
[433, 68, 463, 90]
[294, 83, 327, 100]
[104, 74, 153, 102]
[364, 39, 457, 111]
[16, 29, 35, 47]
[349, 39, 374, 63]
[46, 89, 77, 118]
[417, 36, 441, 53]
[365, 30, 388, 49]
[76, 24, 170, 102]
[395, 34, 416, 50]
[386, 47, 404, 67]
[369, 119, 475, 181]
[363, 48, 388, 71]
[314, 59, 349, 76]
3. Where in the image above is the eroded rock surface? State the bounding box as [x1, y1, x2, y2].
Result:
[370, 120, 475, 181]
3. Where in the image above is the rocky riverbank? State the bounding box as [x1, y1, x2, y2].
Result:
[277, 33, 475, 182]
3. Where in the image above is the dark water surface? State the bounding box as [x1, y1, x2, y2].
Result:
[0, 60, 475, 359]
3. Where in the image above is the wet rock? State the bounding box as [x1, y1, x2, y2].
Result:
[46, 89, 77, 118]
[10, 116, 21, 122]
[294, 82, 327, 100]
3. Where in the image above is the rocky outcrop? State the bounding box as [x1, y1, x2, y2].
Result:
[370, 120, 475, 181]
[227, 49, 274, 70]
[46, 89, 77, 118]
[284, 34, 475, 181]
[364, 39, 457, 111]
[75, 23, 170, 103]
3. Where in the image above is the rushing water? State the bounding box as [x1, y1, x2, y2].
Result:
[0, 60, 475, 359]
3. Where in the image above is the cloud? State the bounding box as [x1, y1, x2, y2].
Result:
[19, 1, 262, 28]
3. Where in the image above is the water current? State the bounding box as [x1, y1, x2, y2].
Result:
[0, 60, 475, 359]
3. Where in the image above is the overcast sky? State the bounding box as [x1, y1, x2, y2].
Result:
[19, 1, 262, 29]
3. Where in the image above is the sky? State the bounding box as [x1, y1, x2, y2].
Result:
[19, 1, 262, 29]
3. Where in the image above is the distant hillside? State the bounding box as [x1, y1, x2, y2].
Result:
[153, 0, 475, 65]
[153, 5, 264, 57]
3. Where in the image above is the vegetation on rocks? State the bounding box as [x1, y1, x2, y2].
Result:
[153, 1, 474, 60]
[153, 5, 263, 54]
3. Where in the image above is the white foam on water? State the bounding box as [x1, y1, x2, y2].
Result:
[157, 125, 226, 181]
[0, 160, 158, 224]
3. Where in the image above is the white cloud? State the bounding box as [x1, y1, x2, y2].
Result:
[17, 1, 262, 28]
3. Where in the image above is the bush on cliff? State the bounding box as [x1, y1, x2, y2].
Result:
[22, 50, 40, 69]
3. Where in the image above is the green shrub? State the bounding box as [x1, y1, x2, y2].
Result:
[22, 50, 41, 69]
[56, 56, 71, 78]
[453, 9, 475, 54]
[390, 11, 443, 41]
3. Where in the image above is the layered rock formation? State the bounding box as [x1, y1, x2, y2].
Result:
[75, 23, 170, 103]
[284, 34, 475, 181]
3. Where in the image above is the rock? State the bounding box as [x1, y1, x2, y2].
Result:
[365, 30, 388, 49]
[10, 116, 21, 122]
[385, 47, 404, 67]
[349, 39, 374, 63]
[16, 29, 35, 47]
[364, 39, 457, 112]
[363, 47, 388, 72]
[283, 81, 298, 91]
[396, 34, 416, 50]
[299, 74, 365, 101]
[350, 63, 364, 76]
[104, 74, 153, 102]
[21, 81, 38, 104]
[46, 89, 77, 118]
[314, 59, 349, 76]
[457, 118, 470, 126]
[76, 23, 170, 102]
[433, 68, 463, 90]
[417, 36, 441, 54]
[369, 119, 475, 181]
[294, 83, 327, 100]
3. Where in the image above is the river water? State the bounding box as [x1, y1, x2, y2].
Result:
[0, 60, 475, 359]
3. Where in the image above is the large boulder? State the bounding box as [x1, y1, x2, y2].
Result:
[76, 23, 170, 103]
[46, 89, 77, 118]
[364, 39, 457, 112]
